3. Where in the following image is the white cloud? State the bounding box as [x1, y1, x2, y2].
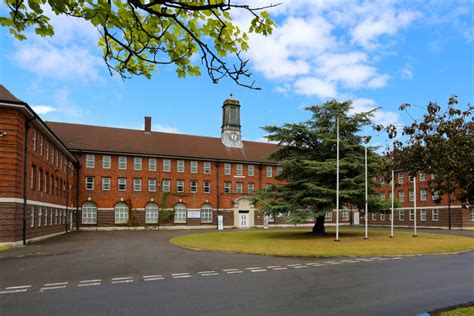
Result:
[294, 77, 337, 99]
[350, 98, 400, 126]
[399, 65, 413, 79]
[152, 124, 182, 134]
[31, 105, 56, 114]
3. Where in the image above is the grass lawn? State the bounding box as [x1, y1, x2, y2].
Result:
[0, 245, 12, 252]
[170, 230, 474, 257]
[440, 305, 474, 316]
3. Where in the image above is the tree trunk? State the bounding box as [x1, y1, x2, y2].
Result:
[312, 215, 326, 234]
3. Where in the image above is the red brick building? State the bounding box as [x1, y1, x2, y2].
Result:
[1, 85, 472, 246]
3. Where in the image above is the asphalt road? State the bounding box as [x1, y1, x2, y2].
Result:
[0, 230, 473, 315]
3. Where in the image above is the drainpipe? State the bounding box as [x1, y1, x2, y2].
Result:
[22, 119, 33, 245]
[258, 164, 263, 190]
[215, 161, 220, 229]
[65, 162, 69, 233]
[76, 157, 80, 231]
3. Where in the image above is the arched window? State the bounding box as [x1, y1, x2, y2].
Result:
[115, 202, 129, 224]
[174, 203, 187, 223]
[201, 203, 213, 223]
[145, 203, 159, 224]
[82, 202, 97, 224]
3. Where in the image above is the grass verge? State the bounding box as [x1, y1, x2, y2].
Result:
[440, 305, 474, 315]
[0, 245, 13, 252]
[170, 229, 474, 257]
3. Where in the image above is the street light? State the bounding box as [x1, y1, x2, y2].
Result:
[364, 135, 369, 240]
[335, 116, 340, 242]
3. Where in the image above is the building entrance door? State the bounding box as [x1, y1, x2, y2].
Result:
[239, 211, 249, 228]
[353, 211, 360, 225]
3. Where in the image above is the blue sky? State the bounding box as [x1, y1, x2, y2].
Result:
[0, 0, 472, 149]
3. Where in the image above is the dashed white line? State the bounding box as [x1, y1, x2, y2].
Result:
[172, 275, 191, 279]
[266, 265, 281, 269]
[112, 280, 134, 284]
[6, 285, 32, 290]
[143, 277, 164, 281]
[293, 265, 308, 269]
[246, 267, 262, 270]
[287, 264, 304, 267]
[200, 273, 219, 276]
[0, 289, 29, 294]
[79, 279, 101, 283]
[171, 273, 190, 276]
[77, 282, 101, 287]
[143, 275, 163, 279]
[223, 269, 240, 272]
[250, 269, 267, 273]
[40, 285, 66, 292]
[198, 271, 216, 274]
[272, 267, 288, 271]
[226, 271, 243, 274]
[112, 277, 133, 281]
[44, 282, 68, 287]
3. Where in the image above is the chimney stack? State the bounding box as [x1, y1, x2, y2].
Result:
[144, 116, 151, 133]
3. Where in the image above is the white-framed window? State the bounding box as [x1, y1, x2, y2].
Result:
[102, 155, 111, 169]
[102, 177, 111, 191]
[420, 189, 427, 201]
[162, 179, 170, 192]
[380, 176, 385, 185]
[177, 160, 184, 173]
[380, 213, 385, 221]
[134, 157, 142, 171]
[266, 166, 273, 177]
[148, 158, 157, 171]
[236, 164, 243, 176]
[118, 156, 127, 170]
[277, 166, 283, 176]
[145, 203, 159, 224]
[399, 210, 405, 221]
[44, 207, 48, 226]
[50, 208, 53, 225]
[86, 154, 95, 168]
[133, 178, 142, 191]
[248, 183, 255, 194]
[341, 210, 349, 221]
[203, 181, 211, 193]
[177, 180, 184, 193]
[325, 211, 332, 221]
[39, 135, 44, 156]
[204, 162, 211, 174]
[399, 191, 405, 202]
[114, 202, 129, 224]
[236, 182, 243, 194]
[148, 179, 157, 192]
[248, 165, 254, 177]
[55, 209, 58, 225]
[118, 178, 127, 191]
[224, 182, 231, 193]
[174, 203, 187, 223]
[201, 203, 213, 223]
[379, 193, 385, 201]
[190, 180, 198, 193]
[224, 163, 231, 175]
[409, 175, 414, 183]
[420, 209, 426, 221]
[432, 190, 440, 201]
[409, 209, 414, 221]
[372, 213, 377, 221]
[409, 190, 414, 202]
[31, 206, 35, 227]
[265, 214, 275, 223]
[32, 129, 37, 151]
[30, 166, 35, 190]
[85, 176, 94, 190]
[38, 206, 42, 227]
[398, 172, 404, 184]
[163, 159, 171, 172]
[190, 161, 198, 173]
[432, 209, 439, 221]
[419, 171, 426, 182]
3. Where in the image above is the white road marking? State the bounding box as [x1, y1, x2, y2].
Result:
[293, 265, 308, 269]
[198, 271, 216, 274]
[171, 273, 190, 276]
[44, 282, 68, 286]
[79, 279, 101, 283]
[144, 277, 164, 281]
[266, 265, 281, 268]
[172, 275, 191, 279]
[329, 262, 342, 265]
[40, 285, 66, 292]
[77, 282, 100, 287]
[200, 273, 219, 276]
[226, 271, 243, 274]
[0, 289, 28, 294]
[143, 275, 163, 278]
[223, 269, 240, 272]
[112, 277, 133, 281]
[246, 267, 262, 270]
[287, 264, 304, 267]
[392, 257, 402, 260]
[112, 280, 133, 284]
[6, 285, 32, 290]
[250, 269, 267, 272]
[272, 267, 287, 270]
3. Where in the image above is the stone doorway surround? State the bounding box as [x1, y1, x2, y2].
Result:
[233, 197, 256, 228]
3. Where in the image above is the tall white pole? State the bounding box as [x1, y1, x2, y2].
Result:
[413, 173, 417, 237]
[390, 168, 395, 238]
[364, 141, 368, 239]
[335, 116, 340, 241]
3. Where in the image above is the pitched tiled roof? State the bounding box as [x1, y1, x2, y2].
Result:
[46, 121, 279, 163]
[0, 85, 27, 105]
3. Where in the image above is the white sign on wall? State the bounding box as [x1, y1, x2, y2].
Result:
[187, 211, 201, 219]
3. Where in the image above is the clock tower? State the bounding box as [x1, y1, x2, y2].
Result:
[221, 97, 243, 148]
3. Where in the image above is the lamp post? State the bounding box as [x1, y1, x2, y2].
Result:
[413, 173, 417, 237]
[390, 142, 395, 238]
[335, 116, 340, 241]
[364, 136, 369, 240]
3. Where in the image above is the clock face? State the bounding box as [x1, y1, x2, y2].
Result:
[230, 132, 239, 141]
